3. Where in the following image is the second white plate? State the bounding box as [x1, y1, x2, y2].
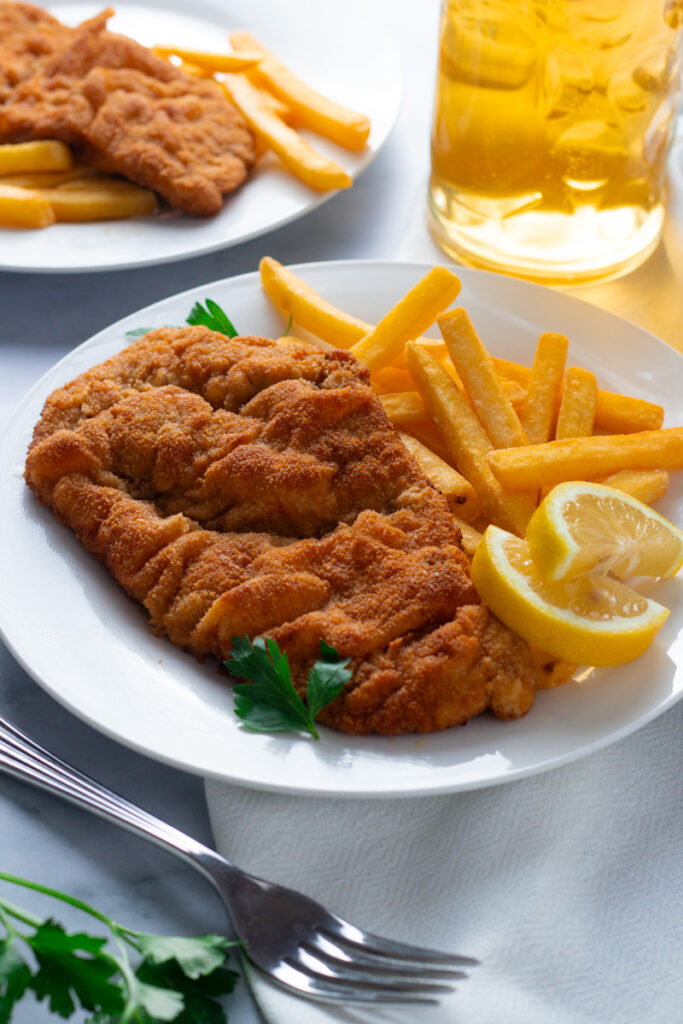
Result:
[1, 261, 682, 796]
[0, 0, 401, 273]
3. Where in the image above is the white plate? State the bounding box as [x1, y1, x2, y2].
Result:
[0, 0, 400, 273]
[1, 260, 682, 796]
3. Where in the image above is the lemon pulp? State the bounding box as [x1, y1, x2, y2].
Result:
[472, 526, 669, 667]
[526, 482, 683, 581]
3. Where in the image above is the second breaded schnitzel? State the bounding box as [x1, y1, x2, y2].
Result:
[25, 327, 543, 735]
[0, 3, 255, 214]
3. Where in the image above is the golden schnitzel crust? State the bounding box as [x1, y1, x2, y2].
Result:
[26, 327, 542, 734]
[0, 3, 255, 214]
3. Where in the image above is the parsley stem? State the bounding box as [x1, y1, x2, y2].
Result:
[111, 931, 142, 1024]
[0, 872, 113, 929]
[0, 901, 20, 935]
[0, 897, 42, 930]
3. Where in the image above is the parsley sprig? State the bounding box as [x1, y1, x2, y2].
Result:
[125, 299, 238, 341]
[186, 300, 238, 338]
[226, 638, 351, 739]
[0, 873, 238, 1023]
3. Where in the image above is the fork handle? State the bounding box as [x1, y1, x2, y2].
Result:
[0, 714, 232, 886]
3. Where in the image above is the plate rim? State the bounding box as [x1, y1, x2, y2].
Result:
[1, 258, 682, 798]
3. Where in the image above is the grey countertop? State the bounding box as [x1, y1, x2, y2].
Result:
[0, 2, 439, 1020]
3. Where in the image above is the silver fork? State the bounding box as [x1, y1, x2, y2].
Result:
[0, 714, 476, 1005]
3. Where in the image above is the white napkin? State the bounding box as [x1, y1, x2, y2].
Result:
[206, 698, 683, 1024]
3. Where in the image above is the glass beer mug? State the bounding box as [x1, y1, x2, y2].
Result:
[429, 0, 683, 283]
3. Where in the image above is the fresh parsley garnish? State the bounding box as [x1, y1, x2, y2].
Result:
[283, 314, 293, 336]
[125, 298, 238, 341]
[0, 873, 238, 1023]
[225, 637, 351, 739]
[125, 326, 154, 339]
[124, 325, 180, 339]
[187, 300, 238, 338]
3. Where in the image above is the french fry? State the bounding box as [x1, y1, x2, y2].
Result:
[379, 391, 426, 426]
[518, 332, 568, 444]
[231, 32, 370, 151]
[371, 366, 414, 394]
[153, 44, 262, 72]
[595, 389, 664, 433]
[492, 356, 532, 386]
[405, 343, 535, 536]
[438, 308, 528, 448]
[398, 432, 480, 522]
[0, 184, 55, 228]
[488, 427, 683, 490]
[0, 166, 100, 189]
[393, 337, 449, 369]
[249, 90, 293, 122]
[530, 647, 577, 689]
[501, 379, 526, 407]
[40, 181, 158, 221]
[259, 261, 457, 364]
[0, 140, 72, 174]
[438, 355, 465, 391]
[555, 366, 598, 439]
[351, 267, 461, 374]
[540, 366, 598, 499]
[492, 356, 664, 433]
[222, 74, 351, 191]
[400, 420, 450, 462]
[178, 60, 214, 78]
[452, 516, 482, 557]
[600, 469, 669, 504]
[260, 257, 370, 346]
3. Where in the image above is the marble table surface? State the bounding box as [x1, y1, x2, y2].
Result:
[2, 1, 682, 1021]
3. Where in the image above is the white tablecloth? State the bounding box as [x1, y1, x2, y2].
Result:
[206, 699, 682, 1024]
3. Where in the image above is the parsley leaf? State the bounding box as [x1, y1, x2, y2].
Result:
[134, 934, 229, 980]
[0, 873, 239, 1024]
[0, 939, 31, 1024]
[125, 297, 238, 343]
[130, 977, 184, 1021]
[124, 325, 180, 339]
[226, 638, 351, 739]
[228, 637, 312, 735]
[306, 641, 352, 722]
[136, 960, 238, 1024]
[29, 922, 122, 1018]
[187, 300, 238, 338]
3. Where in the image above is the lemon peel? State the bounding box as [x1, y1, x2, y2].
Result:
[471, 525, 669, 667]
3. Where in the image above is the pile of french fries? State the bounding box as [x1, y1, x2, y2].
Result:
[0, 33, 369, 229]
[259, 256, 683, 564]
[154, 32, 370, 191]
[0, 140, 157, 228]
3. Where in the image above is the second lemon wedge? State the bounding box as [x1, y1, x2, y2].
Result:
[526, 481, 683, 582]
[471, 525, 670, 667]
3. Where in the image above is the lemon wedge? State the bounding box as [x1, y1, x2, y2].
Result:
[471, 525, 669, 666]
[526, 481, 683, 582]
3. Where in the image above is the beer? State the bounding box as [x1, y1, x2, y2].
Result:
[429, 0, 683, 282]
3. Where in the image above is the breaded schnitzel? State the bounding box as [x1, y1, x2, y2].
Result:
[0, 2, 73, 103]
[25, 328, 542, 735]
[0, 3, 255, 214]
